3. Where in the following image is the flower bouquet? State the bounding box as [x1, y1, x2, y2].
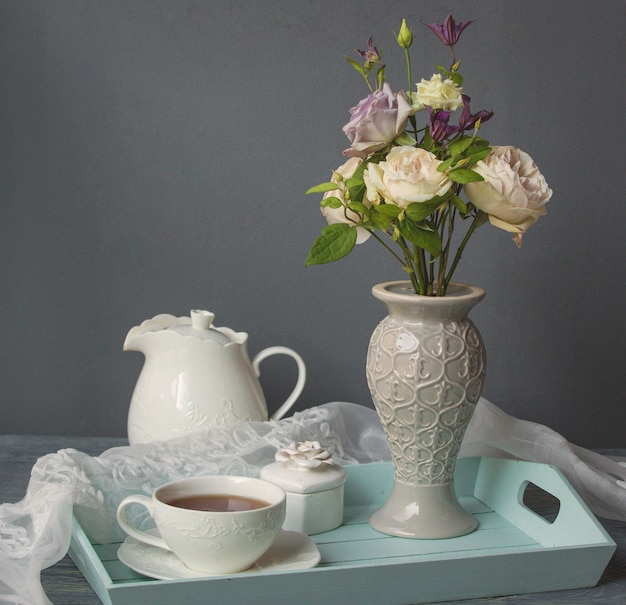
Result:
[306, 15, 552, 296]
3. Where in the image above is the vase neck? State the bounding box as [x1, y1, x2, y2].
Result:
[371, 281, 485, 322]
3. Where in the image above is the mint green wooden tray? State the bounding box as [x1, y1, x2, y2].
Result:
[68, 457, 615, 605]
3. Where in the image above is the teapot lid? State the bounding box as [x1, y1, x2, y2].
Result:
[124, 310, 248, 351]
[166, 310, 233, 344]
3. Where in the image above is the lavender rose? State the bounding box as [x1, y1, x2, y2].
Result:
[364, 145, 452, 209]
[343, 83, 412, 158]
[464, 146, 552, 244]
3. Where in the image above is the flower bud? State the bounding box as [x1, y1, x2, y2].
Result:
[397, 19, 413, 49]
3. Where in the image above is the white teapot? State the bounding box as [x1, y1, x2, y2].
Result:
[124, 310, 306, 444]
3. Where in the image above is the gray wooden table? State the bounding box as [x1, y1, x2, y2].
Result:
[1, 435, 625, 604]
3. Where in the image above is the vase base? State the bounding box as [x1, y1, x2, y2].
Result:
[368, 480, 477, 539]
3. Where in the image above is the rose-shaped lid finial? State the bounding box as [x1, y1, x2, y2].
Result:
[275, 441, 333, 470]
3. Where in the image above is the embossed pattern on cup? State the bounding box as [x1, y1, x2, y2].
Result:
[117, 476, 286, 574]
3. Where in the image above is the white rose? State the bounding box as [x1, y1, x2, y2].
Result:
[321, 157, 371, 244]
[413, 73, 463, 111]
[464, 146, 552, 242]
[364, 146, 452, 209]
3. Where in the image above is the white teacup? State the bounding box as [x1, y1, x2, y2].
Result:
[117, 475, 286, 574]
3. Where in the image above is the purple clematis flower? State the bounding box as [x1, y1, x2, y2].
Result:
[426, 107, 460, 141]
[458, 94, 494, 131]
[424, 14, 474, 47]
[354, 36, 381, 67]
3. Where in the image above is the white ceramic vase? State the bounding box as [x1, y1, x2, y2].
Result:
[366, 281, 486, 539]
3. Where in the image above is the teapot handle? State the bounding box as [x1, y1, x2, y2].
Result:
[252, 346, 306, 421]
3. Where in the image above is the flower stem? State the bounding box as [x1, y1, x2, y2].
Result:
[449, 47, 457, 75]
[392, 234, 422, 294]
[369, 230, 405, 265]
[443, 211, 486, 293]
[404, 48, 412, 96]
[401, 240, 422, 294]
[414, 244, 429, 295]
[437, 206, 456, 295]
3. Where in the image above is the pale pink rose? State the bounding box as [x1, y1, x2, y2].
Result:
[321, 157, 371, 243]
[464, 146, 552, 243]
[364, 146, 452, 209]
[342, 83, 412, 158]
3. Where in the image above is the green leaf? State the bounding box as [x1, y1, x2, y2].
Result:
[466, 146, 491, 163]
[467, 144, 491, 155]
[345, 176, 363, 190]
[353, 158, 367, 177]
[397, 220, 442, 257]
[346, 163, 366, 202]
[421, 129, 434, 150]
[448, 137, 473, 159]
[366, 208, 391, 230]
[306, 182, 338, 195]
[374, 203, 401, 218]
[451, 195, 468, 214]
[320, 196, 342, 209]
[405, 197, 444, 222]
[305, 223, 358, 266]
[449, 71, 463, 86]
[344, 56, 366, 76]
[437, 157, 454, 173]
[448, 168, 484, 184]
[347, 182, 366, 204]
[347, 202, 370, 217]
[393, 132, 418, 146]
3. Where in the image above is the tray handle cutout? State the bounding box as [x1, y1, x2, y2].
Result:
[520, 480, 561, 524]
[474, 457, 610, 548]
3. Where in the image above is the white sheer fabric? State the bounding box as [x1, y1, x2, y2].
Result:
[1, 399, 625, 605]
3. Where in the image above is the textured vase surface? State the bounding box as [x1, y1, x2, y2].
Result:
[366, 281, 486, 539]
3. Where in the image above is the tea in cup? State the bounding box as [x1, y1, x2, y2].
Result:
[117, 475, 286, 574]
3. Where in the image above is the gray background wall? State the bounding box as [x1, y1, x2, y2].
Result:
[1, 0, 624, 447]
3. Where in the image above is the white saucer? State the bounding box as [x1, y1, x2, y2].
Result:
[117, 529, 321, 580]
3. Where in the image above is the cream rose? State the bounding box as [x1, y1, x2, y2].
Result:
[413, 73, 463, 111]
[464, 146, 552, 241]
[364, 146, 452, 209]
[321, 157, 371, 244]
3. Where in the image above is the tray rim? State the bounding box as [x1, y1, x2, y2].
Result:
[68, 456, 616, 605]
